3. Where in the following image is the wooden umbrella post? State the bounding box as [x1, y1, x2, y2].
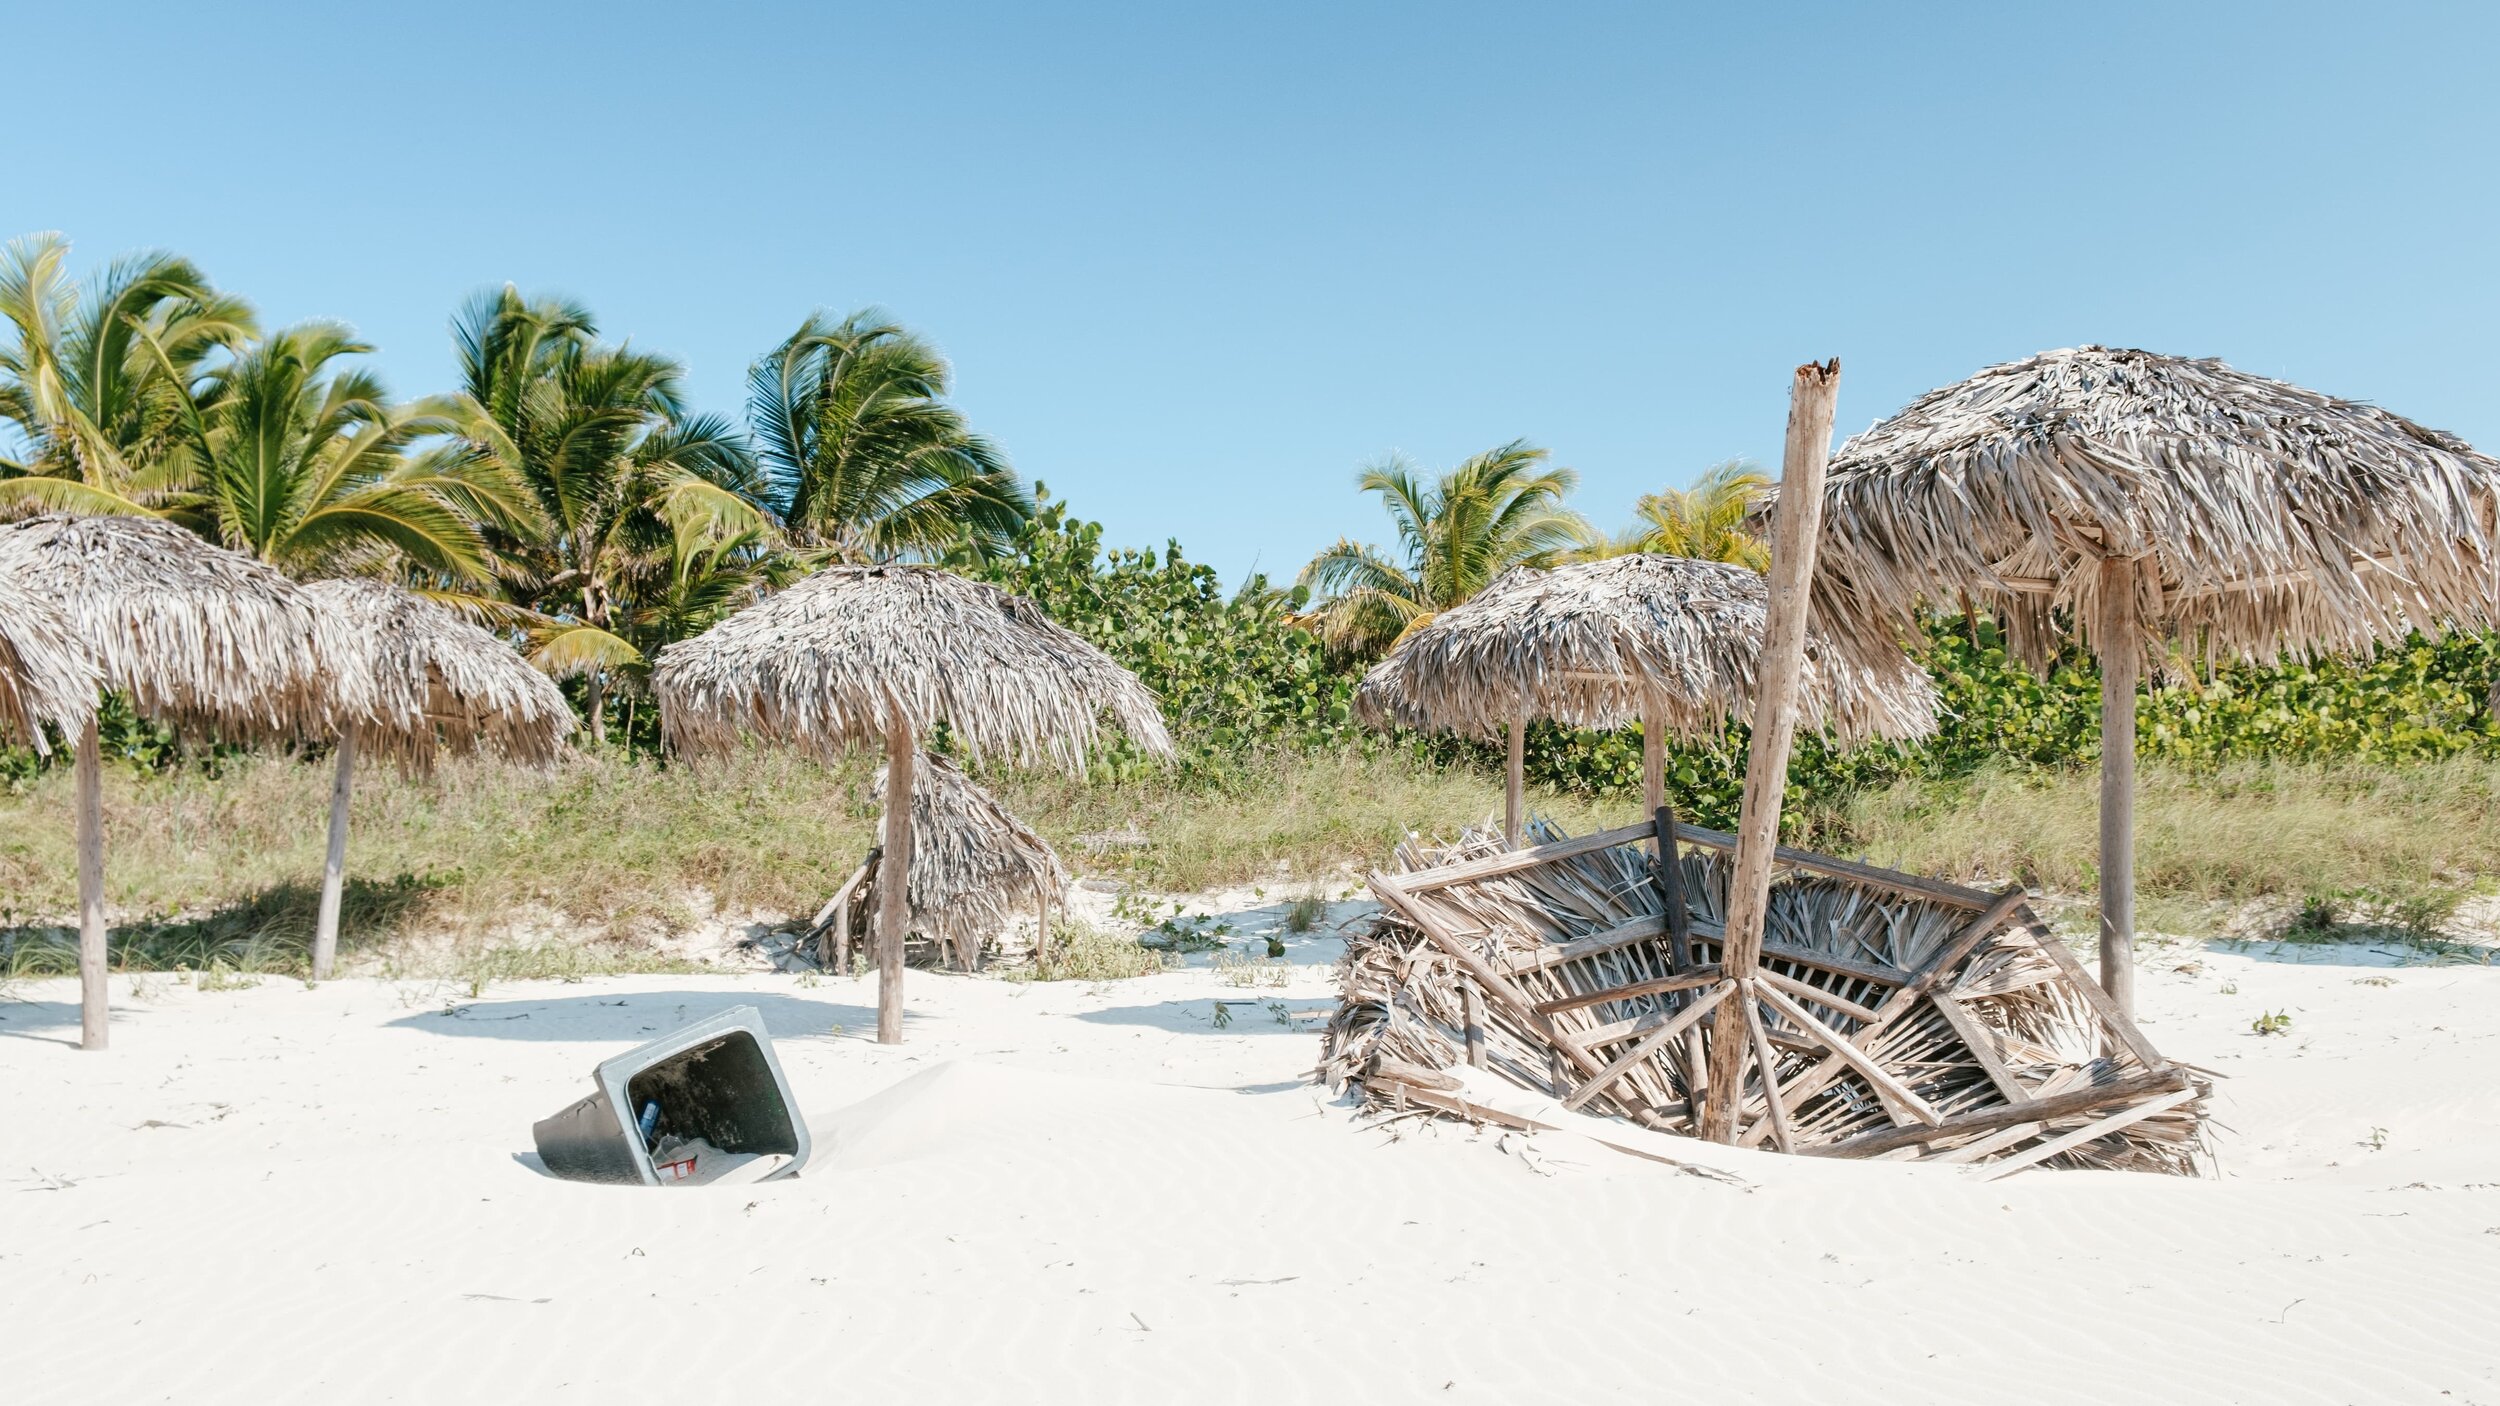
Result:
[76, 715, 107, 1051]
[877, 725, 917, 1045]
[1701, 358, 1841, 1143]
[1639, 684, 1665, 820]
[311, 722, 358, 982]
[1504, 713, 1525, 847]
[2096, 556, 2139, 1018]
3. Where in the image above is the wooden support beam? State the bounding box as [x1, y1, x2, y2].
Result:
[1974, 1088, 2200, 1181]
[1738, 983, 1796, 1154]
[1532, 967, 1725, 1017]
[1561, 981, 1733, 1112]
[1753, 979, 1942, 1127]
[1703, 357, 1840, 1143]
[1804, 1067, 2192, 1160]
[1734, 886, 2028, 1150]
[1755, 969, 1882, 1026]
[1929, 992, 2032, 1105]
[1370, 873, 1635, 1117]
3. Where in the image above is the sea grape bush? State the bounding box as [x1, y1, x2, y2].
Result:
[968, 494, 1361, 781]
[10, 496, 2498, 812]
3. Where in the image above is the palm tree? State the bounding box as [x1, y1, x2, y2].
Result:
[1583, 460, 1770, 569]
[0, 232, 254, 514]
[1298, 439, 1591, 658]
[441, 287, 769, 741]
[747, 310, 1030, 562]
[155, 322, 519, 581]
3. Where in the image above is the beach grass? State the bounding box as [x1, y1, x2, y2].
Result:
[6, 746, 2499, 970]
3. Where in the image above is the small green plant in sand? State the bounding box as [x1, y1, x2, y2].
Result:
[1140, 913, 1232, 954]
[1213, 949, 1292, 989]
[1210, 1000, 1233, 1029]
[194, 959, 258, 992]
[2250, 1010, 2294, 1037]
[1282, 893, 1329, 933]
[445, 943, 709, 998]
[1011, 923, 1167, 982]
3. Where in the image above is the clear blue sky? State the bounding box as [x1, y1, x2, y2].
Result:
[13, 2, 2498, 583]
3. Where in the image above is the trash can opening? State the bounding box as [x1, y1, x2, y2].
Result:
[627, 1031, 802, 1187]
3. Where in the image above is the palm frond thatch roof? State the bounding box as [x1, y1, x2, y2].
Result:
[302, 578, 574, 771]
[1764, 346, 2500, 669]
[653, 564, 1174, 771]
[874, 751, 1068, 956]
[0, 514, 358, 740]
[0, 570, 99, 751]
[1353, 554, 1938, 743]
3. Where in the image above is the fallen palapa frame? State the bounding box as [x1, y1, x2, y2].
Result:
[1323, 812, 2214, 1178]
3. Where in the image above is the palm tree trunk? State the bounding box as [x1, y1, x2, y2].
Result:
[312, 724, 358, 982]
[586, 670, 607, 745]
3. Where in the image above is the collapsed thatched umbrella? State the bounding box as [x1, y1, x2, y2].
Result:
[0, 572, 99, 752]
[0, 514, 358, 1050]
[299, 579, 574, 981]
[1354, 553, 1939, 843]
[654, 563, 1174, 1043]
[868, 751, 1068, 970]
[1771, 345, 2500, 1016]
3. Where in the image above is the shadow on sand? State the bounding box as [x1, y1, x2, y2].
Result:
[1075, 996, 1334, 1035]
[386, 990, 876, 1044]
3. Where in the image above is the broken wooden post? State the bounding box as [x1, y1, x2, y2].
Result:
[877, 727, 916, 1044]
[2096, 555, 2139, 1019]
[1700, 358, 1841, 1143]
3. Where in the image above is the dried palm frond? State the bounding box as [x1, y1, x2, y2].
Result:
[871, 751, 1068, 963]
[302, 578, 573, 772]
[1757, 346, 2500, 671]
[1353, 553, 1936, 742]
[652, 563, 1173, 771]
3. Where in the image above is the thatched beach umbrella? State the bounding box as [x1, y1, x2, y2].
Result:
[299, 578, 574, 981]
[0, 514, 359, 1050]
[869, 751, 1068, 971]
[654, 563, 1174, 1043]
[1354, 553, 1939, 844]
[1773, 345, 2500, 1016]
[0, 573, 98, 752]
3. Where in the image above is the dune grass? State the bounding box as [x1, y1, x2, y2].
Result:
[6, 744, 2497, 974]
[0, 745, 1616, 975]
[1835, 758, 2500, 940]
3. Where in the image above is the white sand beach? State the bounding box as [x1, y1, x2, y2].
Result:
[5, 940, 2496, 1405]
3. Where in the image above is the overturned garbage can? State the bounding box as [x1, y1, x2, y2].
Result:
[533, 1004, 812, 1187]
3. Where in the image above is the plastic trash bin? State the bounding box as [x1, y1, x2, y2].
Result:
[532, 1004, 811, 1186]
